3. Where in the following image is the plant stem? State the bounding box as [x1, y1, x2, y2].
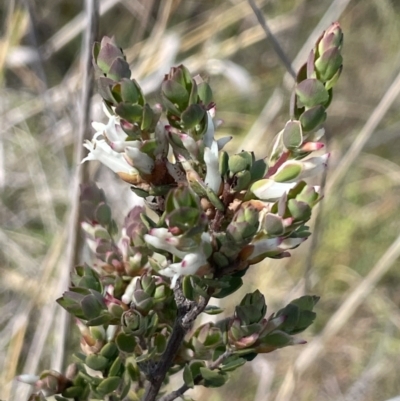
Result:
[141, 280, 209, 401]
[159, 383, 190, 401]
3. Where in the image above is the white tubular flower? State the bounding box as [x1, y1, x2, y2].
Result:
[144, 229, 187, 259]
[92, 116, 140, 152]
[247, 237, 281, 261]
[106, 325, 118, 342]
[271, 153, 330, 182]
[217, 135, 232, 150]
[159, 252, 208, 288]
[203, 111, 215, 147]
[180, 133, 198, 158]
[17, 374, 40, 385]
[204, 140, 222, 193]
[121, 276, 140, 304]
[250, 179, 297, 201]
[279, 237, 306, 249]
[154, 121, 169, 158]
[125, 147, 154, 174]
[82, 139, 139, 178]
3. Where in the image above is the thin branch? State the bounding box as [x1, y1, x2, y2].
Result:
[141, 280, 209, 401]
[209, 349, 233, 369]
[159, 383, 190, 401]
[247, 0, 296, 79]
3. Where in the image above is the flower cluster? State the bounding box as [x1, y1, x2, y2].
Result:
[20, 23, 343, 401]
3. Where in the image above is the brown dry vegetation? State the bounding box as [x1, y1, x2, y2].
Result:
[1, 0, 400, 400]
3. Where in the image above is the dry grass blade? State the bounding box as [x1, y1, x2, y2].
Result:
[327, 68, 400, 196]
[247, 0, 296, 78]
[51, 0, 99, 374]
[41, 0, 118, 59]
[274, 233, 400, 401]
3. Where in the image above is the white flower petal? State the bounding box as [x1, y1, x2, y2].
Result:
[82, 139, 138, 177]
[249, 237, 280, 259]
[159, 252, 207, 287]
[204, 141, 221, 193]
[203, 111, 215, 148]
[125, 147, 154, 174]
[279, 237, 306, 249]
[144, 232, 187, 259]
[217, 136, 232, 150]
[180, 133, 198, 158]
[251, 179, 296, 201]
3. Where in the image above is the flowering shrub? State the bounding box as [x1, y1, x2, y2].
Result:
[21, 22, 343, 401]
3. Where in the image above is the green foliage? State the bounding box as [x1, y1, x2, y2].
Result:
[22, 22, 344, 401]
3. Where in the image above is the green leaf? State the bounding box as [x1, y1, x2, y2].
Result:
[120, 78, 140, 103]
[282, 120, 303, 150]
[81, 294, 106, 319]
[219, 151, 229, 176]
[97, 77, 116, 103]
[206, 186, 225, 211]
[213, 277, 243, 298]
[116, 332, 137, 353]
[229, 152, 252, 174]
[100, 342, 118, 359]
[56, 296, 85, 319]
[233, 170, 252, 192]
[109, 356, 123, 377]
[249, 158, 268, 182]
[181, 104, 205, 129]
[62, 386, 85, 398]
[126, 362, 140, 381]
[167, 207, 200, 232]
[261, 331, 292, 347]
[198, 82, 213, 104]
[115, 103, 143, 123]
[291, 310, 317, 334]
[108, 57, 131, 81]
[182, 276, 194, 301]
[290, 295, 320, 311]
[220, 357, 246, 372]
[154, 333, 167, 354]
[212, 251, 230, 268]
[120, 378, 131, 399]
[204, 305, 225, 315]
[276, 303, 300, 332]
[273, 162, 302, 182]
[55, 396, 70, 401]
[183, 364, 194, 388]
[315, 47, 343, 82]
[266, 214, 285, 236]
[325, 66, 342, 91]
[288, 199, 311, 221]
[97, 42, 124, 74]
[85, 354, 109, 370]
[86, 313, 112, 326]
[95, 202, 112, 226]
[141, 103, 154, 131]
[130, 186, 150, 198]
[296, 79, 329, 108]
[299, 105, 327, 132]
[200, 368, 228, 388]
[96, 376, 121, 396]
[162, 80, 189, 110]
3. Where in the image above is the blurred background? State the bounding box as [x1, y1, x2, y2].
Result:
[1, 0, 400, 400]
